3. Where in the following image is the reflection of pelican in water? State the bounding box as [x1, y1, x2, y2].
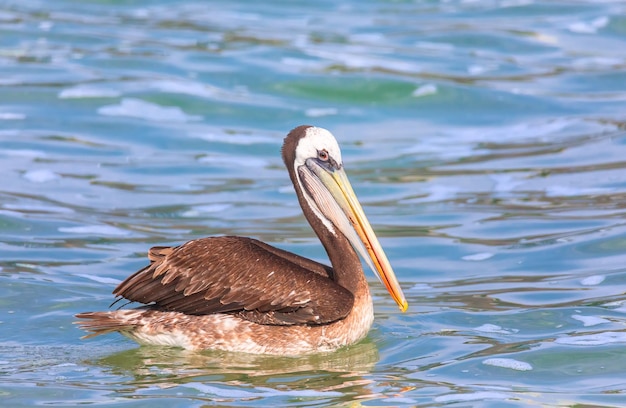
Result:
[90, 341, 380, 402]
[76, 126, 407, 355]
[98, 340, 380, 380]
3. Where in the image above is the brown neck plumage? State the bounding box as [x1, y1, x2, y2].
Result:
[281, 126, 365, 296]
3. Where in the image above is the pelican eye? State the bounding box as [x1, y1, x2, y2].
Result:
[317, 149, 329, 161]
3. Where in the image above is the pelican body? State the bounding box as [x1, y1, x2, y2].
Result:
[76, 126, 407, 355]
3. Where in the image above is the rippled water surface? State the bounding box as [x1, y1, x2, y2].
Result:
[2, 0, 626, 406]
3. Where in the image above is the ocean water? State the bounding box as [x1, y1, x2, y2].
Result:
[1, 0, 626, 406]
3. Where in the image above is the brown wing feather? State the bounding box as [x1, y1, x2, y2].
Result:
[113, 236, 354, 325]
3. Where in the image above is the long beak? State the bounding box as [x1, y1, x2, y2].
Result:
[299, 160, 408, 312]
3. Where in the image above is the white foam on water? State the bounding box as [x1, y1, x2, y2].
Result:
[305, 48, 421, 73]
[76, 274, 121, 285]
[181, 204, 231, 217]
[468, 64, 488, 75]
[1, 148, 46, 158]
[0, 112, 25, 120]
[555, 331, 626, 346]
[571, 314, 610, 327]
[151, 79, 220, 99]
[482, 358, 533, 371]
[193, 131, 275, 145]
[59, 225, 130, 237]
[462, 252, 494, 261]
[412, 84, 437, 97]
[572, 56, 623, 69]
[305, 107, 338, 117]
[0, 209, 23, 218]
[198, 155, 268, 168]
[23, 169, 60, 183]
[38, 21, 53, 31]
[98, 98, 202, 122]
[445, 117, 612, 146]
[568, 16, 609, 34]
[415, 41, 455, 52]
[581, 275, 605, 286]
[410, 283, 433, 291]
[603, 300, 626, 314]
[59, 86, 121, 99]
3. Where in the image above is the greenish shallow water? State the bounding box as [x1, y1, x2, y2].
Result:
[2, 0, 626, 406]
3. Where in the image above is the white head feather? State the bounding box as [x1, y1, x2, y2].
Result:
[293, 127, 343, 235]
[294, 127, 343, 168]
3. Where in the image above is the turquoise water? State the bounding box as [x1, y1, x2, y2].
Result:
[2, 0, 626, 406]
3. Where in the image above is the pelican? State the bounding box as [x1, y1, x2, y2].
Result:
[75, 125, 408, 355]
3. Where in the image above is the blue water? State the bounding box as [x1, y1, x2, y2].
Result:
[2, 0, 626, 406]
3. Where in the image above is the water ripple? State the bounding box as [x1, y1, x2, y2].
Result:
[1, 0, 626, 406]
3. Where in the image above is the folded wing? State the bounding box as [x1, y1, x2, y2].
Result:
[113, 236, 354, 325]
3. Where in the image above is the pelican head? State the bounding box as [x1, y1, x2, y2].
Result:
[284, 126, 408, 312]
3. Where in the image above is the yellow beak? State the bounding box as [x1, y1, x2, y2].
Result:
[299, 160, 408, 312]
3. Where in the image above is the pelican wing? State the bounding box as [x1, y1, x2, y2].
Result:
[113, 236, 354, 325]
